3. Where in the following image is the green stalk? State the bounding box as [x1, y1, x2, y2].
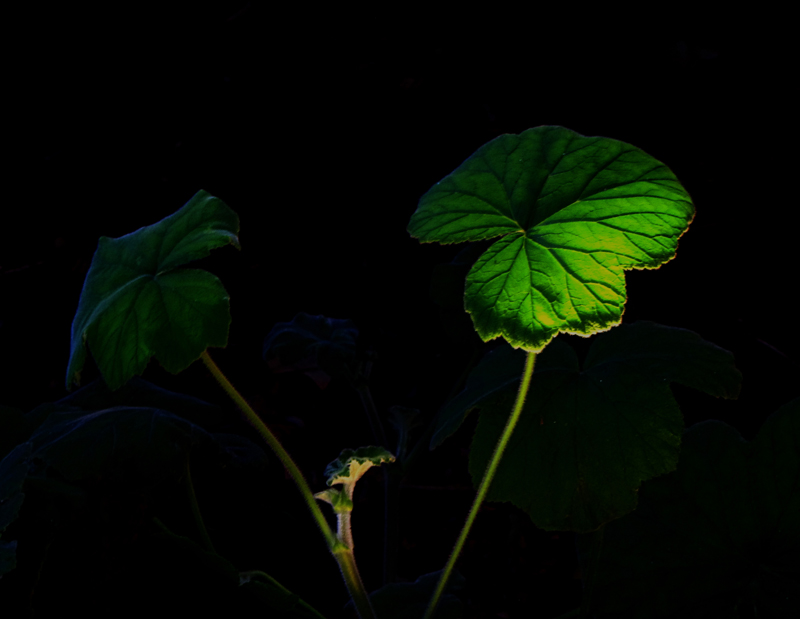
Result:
[423, 350, 537, 619]
[337, 500, 355, 551]
[334, 545, 376, 619]
[199, 350, 376, 619]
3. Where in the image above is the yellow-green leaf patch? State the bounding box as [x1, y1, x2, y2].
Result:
[408, 126, 694, 352]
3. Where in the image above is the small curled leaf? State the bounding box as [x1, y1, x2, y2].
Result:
[323, 446, 396, 487]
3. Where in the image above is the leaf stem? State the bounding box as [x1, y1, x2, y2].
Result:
[338, 501, 355, 551]
[199, 350, 376, 619]
[334, 545, 376, 619]
[423, 350, 537, 619]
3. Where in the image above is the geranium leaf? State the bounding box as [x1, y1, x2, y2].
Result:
[55, 375, 227, 435]
[408, 126, 694, 351]
[322, 446, 395, 487]
[430, 336, 578, 450]
[576, 398, 800, 616]
[28, 405, 217, 482]
[66, 190, 240, 391]
[439, 322, 740, 532]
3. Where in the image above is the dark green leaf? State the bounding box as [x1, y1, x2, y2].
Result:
[430, 337, 578, 450]
[28, 405, 215, 483]
[25, 380, 272, 481]
[56, 375, 227, 434]
[436, 321, 740, 532]
[66, 190, 240, 391]
[576, 398, 800, 617]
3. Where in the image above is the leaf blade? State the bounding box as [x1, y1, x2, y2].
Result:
[463, 322, 741, 532]
[576, 398, 800, 616]
[66, 190, 239, 391]
[408, 126, 694, 352]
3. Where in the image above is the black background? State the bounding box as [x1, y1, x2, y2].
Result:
[1, 5, 796, 618]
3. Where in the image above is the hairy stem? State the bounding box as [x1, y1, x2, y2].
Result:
[335, 545, 376, 619]
[199, 350, 375, 619]
[423, 350, 537, 619]
[337, 503, 355, 552]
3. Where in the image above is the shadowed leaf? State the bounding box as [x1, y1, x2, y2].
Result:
[66, 190, 239, 391]
[576, 398, 800, 617]
[433, 321, 741, 532]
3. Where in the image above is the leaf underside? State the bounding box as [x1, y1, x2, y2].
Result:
[433, 321, 741, 533]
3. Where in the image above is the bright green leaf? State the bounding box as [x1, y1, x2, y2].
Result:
[437, 321, 740, 532]
[576, 398, 800, 617]
[408, 126, 694, 352]
[66, 190, 240, 391]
